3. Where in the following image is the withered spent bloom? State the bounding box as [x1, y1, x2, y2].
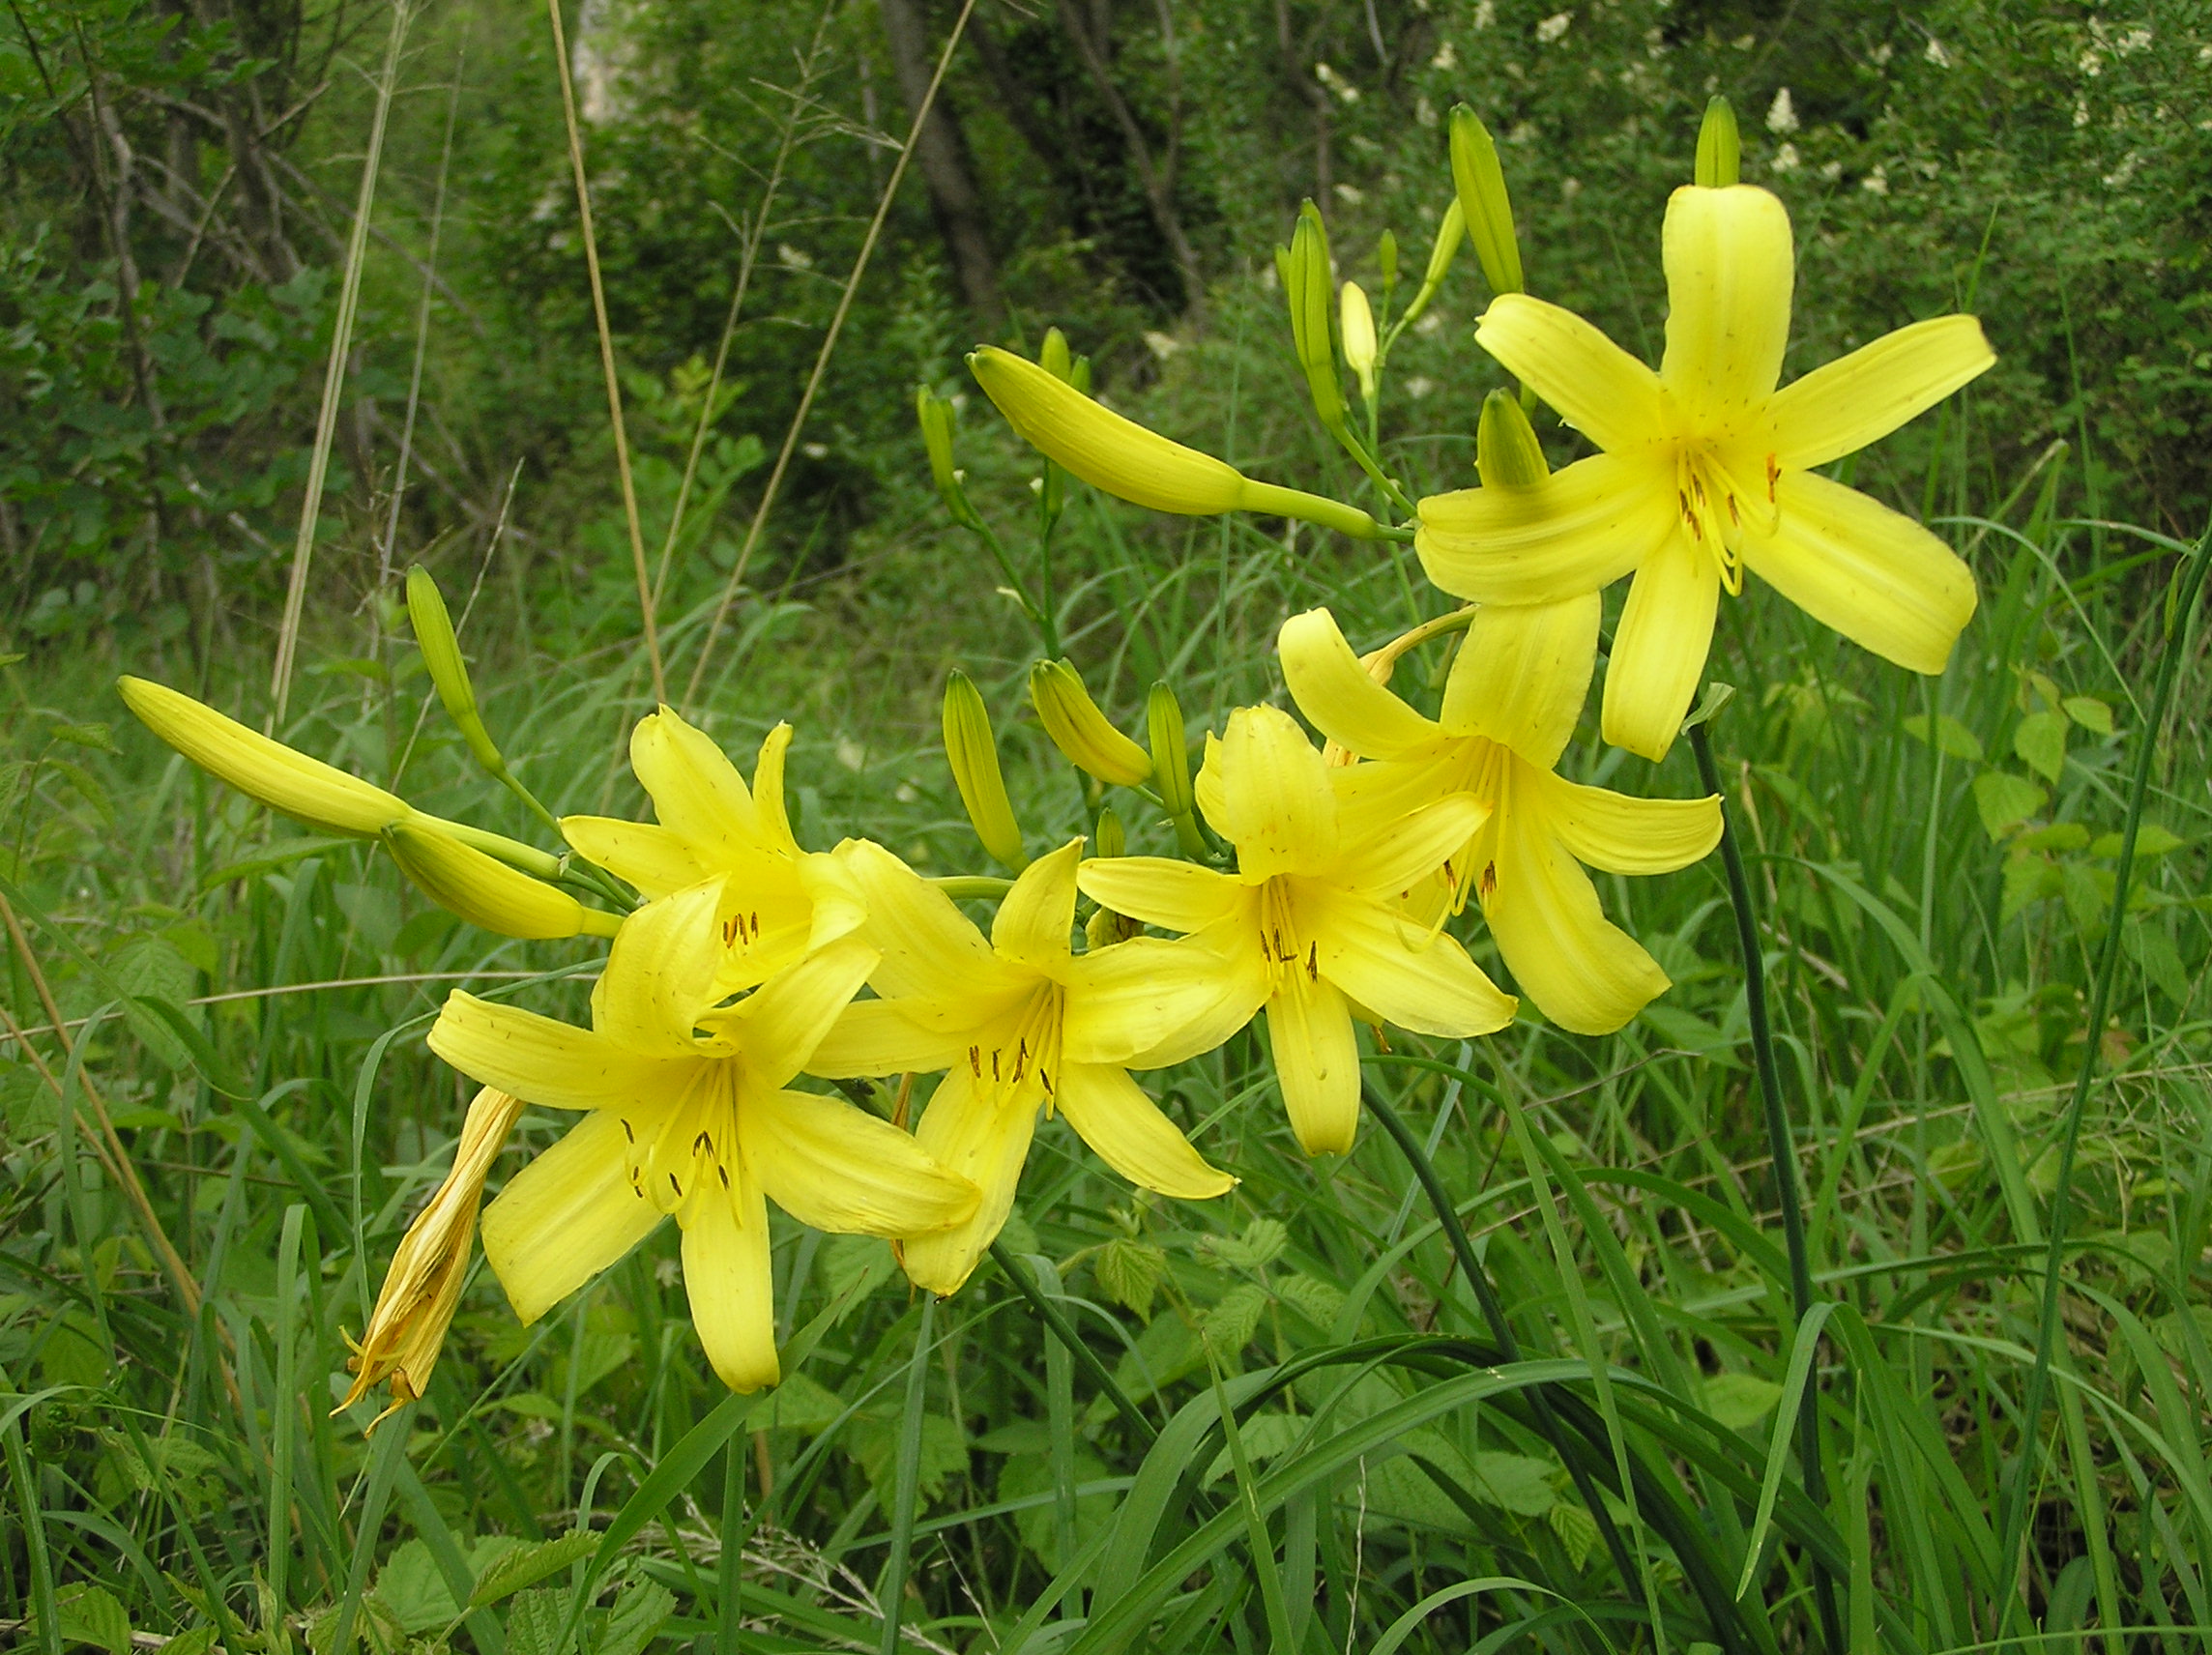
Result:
[339, 1086, 525, 1427]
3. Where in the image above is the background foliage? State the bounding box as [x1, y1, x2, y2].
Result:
[4, 1, 2211, 1652]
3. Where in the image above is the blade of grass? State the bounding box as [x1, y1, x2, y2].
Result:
[877, 1292, 935, 1655]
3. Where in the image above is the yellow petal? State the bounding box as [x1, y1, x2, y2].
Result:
[750, 724, 798, 854]
[430, 990, 688, 1111]
[480, 1109, 664, 1323]
[561, 816, 710, 897]
[724, 937, 880, 1090]
[806, 999, 966, 1078]
[1338, 794, 1489, 899]
[593, 881, 730, 1057]
[1055, 1062, 1235, 1199]
[1658, 185, 1794, 417]
[1062, 930, 1268, 1068]
[1485, 807, 1668, 1036]
[1264, 973, 1360, 1155]
[741, 1086, 978, 1236]
[970, 346, 1249, 514]
[1741, 472, 1977, 675]
[118, 677, 408, 835]
[1473, 294, 1668, 452]
[1438, 595, 1601, 768]
[800, 852, 869, 951]
[679, 1165, 779, 1392]
[1417, 452, 1678, 605]
[897, 1065, 1038, 1295]
[1766, 314, 1994, 471]
[1076, 857, 1247, 934]
[1536, 772, 1722, 876]
[1309, 889, 1515, 1037]
[840, 839, 1004, 1001]
[1204, 705, 1339, 878]
[630, 707, 758, 852]
[992, 839, 1082, 970]
[1330, 755, 1456, 846]
[1600, 534, 1718, 762]
[1277, 608, 1441, 760]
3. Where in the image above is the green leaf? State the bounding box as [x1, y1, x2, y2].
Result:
[2091, 824, 2185, 858]
[502, 1589, 570, 1655]
[589, 1580, 673, 1655]
[47, 721, 119, 753]
[1202, 1217, 1288, 1270]
[2013, 710, 2069, 781]
[1547, 1499, 1598, 1567]
[35, 1583, 131, 1655]
[2061, 695, 2113, 734]
[1094, 1237, 1167, 1322]
[1002, 1447, 1115, 1572]
[1900, 711, 1985, 761]
[742, 1371, 844, 1435]
[820, 1233, 894, 1309]
[110, 936, 199, 1070]
[1971, 771, 2046, 840]
[469, 1530, 597, 1610]
[2000, 855, 2064, 923]
[196, 836, 357, 893]
[849, 1413, 967, 1510]
[1471, 1451, 1557, 1516]
[1271, 1272, 1347, 1333]
[2125, 920, 2193, 1004]
[1202, 1284, 1268, 1356]
[1703, 1372, 1784, 1431]
[374, 1538, 462, 1634]
[2011, 822, 2088, 854]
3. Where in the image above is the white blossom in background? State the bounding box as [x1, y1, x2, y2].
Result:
[1770, 142, 1801, 173]
[1536, 12, 1573, 44]
[1474, 0, 1496, 28]
[1925, 37, 1953, 68]
[1862, 166, 1890, 195]
[1766, 87, 1799, 133]
[1432, 40, 1458, 71]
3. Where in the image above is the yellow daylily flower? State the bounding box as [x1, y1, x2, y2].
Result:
[341, 1086, 526, 1425]
[1281, 605, 1722, 1036]
[385, 821, 620, 941]
[1075, 706, 1516, 1156]
[427, 900, 977, 1392]
[1415, 184, 1994, 759]
[809, 839, 1236, 1295]
[563, 709, 864, 999]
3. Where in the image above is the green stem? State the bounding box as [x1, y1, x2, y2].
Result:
[1359, 1083, 1641, 1599]
[877, 1295, 936, 1655]
[986, 1237, 1157, 1444]
[718, 1425, 746, 1655]
[1995, 520, 2212, 1632]
[1686, 720, 1843, 1655]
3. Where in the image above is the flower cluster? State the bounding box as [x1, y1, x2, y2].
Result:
[121, 102, 1990, 1407]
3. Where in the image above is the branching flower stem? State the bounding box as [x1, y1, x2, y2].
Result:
[1686, 717, 1843, 1655]
[1359, 1082, 1641, 1601]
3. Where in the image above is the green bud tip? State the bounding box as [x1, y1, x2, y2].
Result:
[1449, 106, 1525, 297]
[942, 669, 1027, 872]
[1696, 96, 1740, 188]
[1475, 390, 1551, 488]
[1146, 682, 1194, 820]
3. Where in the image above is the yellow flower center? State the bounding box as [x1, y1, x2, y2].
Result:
[620, 1064, 744, 1217]
[963, 982, 1065, 1117]
[1431, 737, 1516, 916]
[1673, 442, 1782, 596]
[1255, 876, 1322, 988]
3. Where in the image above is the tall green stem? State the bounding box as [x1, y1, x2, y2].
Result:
[1687, 720, 1842, 1655]
[1361, 1083, 1640, 1597]
[877, 1295, 936, 1655]
[1995, 522, 2212, 1631]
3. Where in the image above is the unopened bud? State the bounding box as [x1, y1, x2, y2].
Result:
[1340, 281, 1379, 402]
[386, 821, 612, 940]
[1695, 95, 1740, 187]
[407, 566, 505, 776]
[1396, 198, 1465, 334]
[119, 675, 409, 836]
[1146, 682, 1195, 821]
[1030, 660, 1152, 789]
[1449, 107, 1524, 296]
[1040, 327, 1075, 383]
[942, 670, 1027, 871]
[1284, 202, 1349, 434]
[1475, 390, 1551, 487]
[1092, 805, 1125, 861]
[969, 347, 1382, 537]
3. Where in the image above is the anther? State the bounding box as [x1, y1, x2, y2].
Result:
[668, 1173, 684, 1197]
[717, 1166, 731, 1189]
[968, 1044, 981, 1077]
[1306, 941, 1320, 980]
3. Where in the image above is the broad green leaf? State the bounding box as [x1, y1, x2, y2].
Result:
[1201, 1284, 1267, 1356]
[2013, 710, 2069, 781]
[1901, 712, 1984, 762]
[1703, 1372, 1785, 1431]
[742, 1371, 844, 1435]
[503, 1589, 569, 1655]
[469, 1531, 597, 1610]
[374, 1539, 461, 1634]
[2090, 824, 2184, 858]
[1094, 1237, 1167, 1322]
[2061, 695, 2113, 734]
[590, 1580, 673, 1655]
[1971, 770, 2045, 840]
[1471, 1451, 1557, 1516]
[110, 936, 199, 1070]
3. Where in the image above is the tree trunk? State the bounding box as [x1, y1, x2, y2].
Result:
[876, 0, 1002, 323]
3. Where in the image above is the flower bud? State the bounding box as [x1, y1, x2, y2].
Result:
[1339, 280, 1379, 403]
[1091, 805, 1126, 861]
[917, 385, 983, 530]
[407, 566, 505, 777]
[1475, 390, 1551, 487]
[1146, 682, 1195, 821]
[1283, 202, 1349, 433]
[1040, 326, 1075, 383]
[385, 821, 612, 940]
[969, 347, 1382, 537]
[942, 670, 1028, 871]
[1695, 95, 1740, 188]
[1449, 107, 1524, 296]
[1030, 659, 1152, 789]
[340, 1086, 526, 1427]
[119, 676, 409, 836]
[1395, 198, 1465, 334]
